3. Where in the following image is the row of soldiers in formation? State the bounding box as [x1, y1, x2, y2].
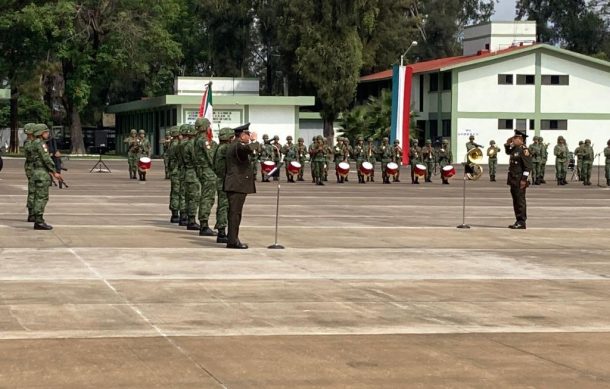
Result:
[123, 129, 151, 180]
[21, 123, 64, 230]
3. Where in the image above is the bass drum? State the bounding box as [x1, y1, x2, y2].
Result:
[138, 157, 152, 171]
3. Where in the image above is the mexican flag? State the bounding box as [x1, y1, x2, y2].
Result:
[198, 82, 213, 124]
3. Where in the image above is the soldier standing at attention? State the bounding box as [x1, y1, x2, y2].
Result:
[353, 136, 366, 184]
[296, 137, 308, 181]
[392, 139, 403, 182]
[378, 137, 393, 184]
[342, 137, 352, 182]
[194, 117, 218, 236]
[180, 124, 201, 231]
[167, 126, 182, 224]
[282, 135, 297, 182]
[260, 134, 272, 182]
[30, 124, 63, 230]
[136, 129, 151, 181]
[162, 132, 172, 179]
[308, 137, 317, 183]
[421, 139, 434, 183]
[505, 130, 532, 229]
[409, 139, 421, 184]
[323, 138, 332, 182]
[554, 136, 569, 185]
[604, 139, 610, 186]
[487, 140, 500, 182]
[250, 135, 262, 181]
[539, 137, 548, 183]
[124, 129, 139, 179]
[212, 127, 234, 244]
[581, 139, 594, 186]
[333, 137, 345, 183]
[437, 139, 453, 185]
[574, 140, 584, 181]
[224, 123, 257, 249]
[271, 135, 282, 181]
[310, 136, 326, 186]
[365, 137, 377, 182]
[22, 123, 36, 222]
[529, 136, 542, 185]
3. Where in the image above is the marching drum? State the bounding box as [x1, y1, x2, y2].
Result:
[359, 161, 373, 176]
[336, 161, 350, 177]
[441, 165, 456, 178]
[138, 157, 152, 171]
[414, 164, 427, 178]
[386, 162, 399, 176]
[288, 161, 302, 175]
[261, 160, 276, 173]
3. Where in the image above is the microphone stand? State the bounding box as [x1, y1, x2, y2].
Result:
[267, 161, 285, 249]
[457, 162, 470, 229]
[596, 152, 603, 187]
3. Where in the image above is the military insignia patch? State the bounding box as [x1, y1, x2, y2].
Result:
[523, 149, 530, 157]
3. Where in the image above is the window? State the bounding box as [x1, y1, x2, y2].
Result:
[516, 119, 527, 130]
[429, 73, 439, 92]
[542, 75, 569, 85]
[517, 74, 535, 85]
[442, 73, 452, 90]
[419, 75, 424, 112]
[498, 119, 514, 130]
[529, 119, 535, 130]
[442, 120, 451, 137]
[541, 120, 568, 130]
[498, 74, 514, 85]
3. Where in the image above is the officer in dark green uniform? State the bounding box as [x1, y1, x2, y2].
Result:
[22, 123, 36, 222]
[505, 129, 532, 229]
[213, 127, 234, 244]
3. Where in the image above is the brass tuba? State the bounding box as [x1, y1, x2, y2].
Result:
[465, 147, 484, 180]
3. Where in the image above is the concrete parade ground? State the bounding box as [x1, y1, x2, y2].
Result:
[0, 157, 610, 388]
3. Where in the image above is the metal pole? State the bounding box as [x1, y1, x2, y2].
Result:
[268, 171, 285, 249]
[457, 165, 470, 229]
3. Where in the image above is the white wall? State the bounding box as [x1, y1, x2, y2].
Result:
[456, 118, 519, 165]
[175, 77, 259, 96]
[540, 120, 610, 166]
[457, 54, 536, 113]
[541, 54, 610, 113]
[249, 106, 297, 141]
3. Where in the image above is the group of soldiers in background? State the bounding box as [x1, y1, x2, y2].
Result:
[409, 138, 454, 184]
[123, 129, 151, 181]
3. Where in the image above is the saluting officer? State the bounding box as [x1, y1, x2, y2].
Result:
[505, 129, 532, 229]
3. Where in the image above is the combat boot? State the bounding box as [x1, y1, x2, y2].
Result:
[170, 210, 180, 224]
[316, 177, 324, 186]
[179, 212, 188, 226]
[199, 222, 217, 236]
[187, 218, 200, 231]
[216, 228, 228, 244]
[607, 179, 610, 186]
[336, 173, 341, 183]
[27, 209, 35, 222]
[34, 222, 53, 230]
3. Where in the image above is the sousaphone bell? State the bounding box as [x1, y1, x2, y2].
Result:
[465, 147, 483, 180]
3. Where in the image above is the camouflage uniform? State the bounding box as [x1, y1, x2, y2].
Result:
[260, 134, 273, 182]
[161, 134, 172, 179]
[581, 139, 594, 186]
[167, 126, 182, 223]
[378, 137, 393, 184]
[282, 136, 298, 182]
[421, 139, 434, 183]
[124, 129, 139, 179]
[539, 137, 548, 183]
[180, 124, 201, 230]
[365, 138, 377, 182]
[529, 136, 542, 185]
[271, 135, 282, 181]
[487, 140, 500, 182]
[194, 118, 218, 236]
[353, 136, 366, 183]
[310, 135, 326, 185]
[333, 137, 345, 183]
[136, 129, 151, 181]
[604, 139, 610, 186]
[29, 124, 61, 230]
[392, 139, 403, 182]
[22, 123, 36, 221]
[323, 138, 332, 181]
[437, 139, 453, 185]
[574, 141, 584, 181]
[409, 139, 421, 184]
[213, 127, 234, 243]
[554, 136, 569, 185]
[296, 137, 308, 181]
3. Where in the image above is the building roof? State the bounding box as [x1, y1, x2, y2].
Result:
[359, 43, 610, 83]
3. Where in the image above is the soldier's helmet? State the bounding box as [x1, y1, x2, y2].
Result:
[490, 140, 496, 145]
[179, 124, 192, 135]
[130, 129, 137, 135]
[218, 127, 234, 141]
[357, 136, 364, 141]
[442, 139, 449, 144]
[169, 126, 179, 137]
[33, 123, 49, 137]
[557, 135, 565, 141]
[394, 139, 400, 144]
[263, 134, 269, 140]
[607, 139, 610, 145]
[383, 137, 389, 142]
[298, 137, 304, 142]
[469, 135, 475, 140]
[23, 123, 36, 135]
[194, 117, 210, 130]
[286, 135, 293, 141]
[585, 139, 591, 144]
[273, 135, 279, 141]
[579, 140, 584, 145]
[426, 139, 432, 144]
[368, 137, 374, 142]
[539, 137, 544, 142]
[139, 129, 145, 135]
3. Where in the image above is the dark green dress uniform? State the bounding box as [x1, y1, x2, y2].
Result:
[505, 130, 533, 229]
[224, 123, 256, 249]
[213, 127, 234, 244]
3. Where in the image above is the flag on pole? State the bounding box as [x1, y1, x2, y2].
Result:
[198, 82, 213, 141]
[390, 65, 413, 165]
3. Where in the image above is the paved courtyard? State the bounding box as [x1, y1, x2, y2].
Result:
[0, 157, 609, 388]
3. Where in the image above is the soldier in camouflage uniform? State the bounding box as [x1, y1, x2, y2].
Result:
[179, 124, 201, 230]
[392, 139, 403, 182]
[29, 124, 63, 230]
[437, 139, 453, 185]
[194, 117, 218, 236]
[539, 137, 548, 183]
[421, 139, 434, 183]
[124, 129, 139, 179]
[250, 136, 262, 181]
[161, 132, 172, 179]
[323, 138, 332, 181]
[487, 140, 500, 182]
[581, 139, 594, 186]
[604, 139, 610, 186]
[271, 135, 282, 181]
[378, 137, 393, 184]
[529, 136, 542, 185]
[282, 135, 298, 182]
[574, 140, 584, 181]
[333, 137, 345, 183]
[260, 134, 273, 182]
[310, 135, 326, 185]
[176, 126, 189, 225]
[296, 137, 308, 181]
[365, 137, 377, 182]
[308, 137, 317, 182]
[167, 126, 182, 223]
[554, 136, 569, 185]
[22, 123, 36, 221]
[136, 129, 151, 181]
[353, 136, 366, 184]
[409, 139, 421, 184]
[212, 127, 234, 243]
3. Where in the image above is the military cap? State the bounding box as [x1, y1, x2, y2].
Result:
[298, 137, 304, 142]
[262, 134, 269, 140]
[286, 135, 293, 141]
[469, 135, 475, 140]
[33, 123, 49, 137]
[490, 140, 496, 145]
[23, 123, 36, 135]
[139, 129, 145, 135]
[169, 126, 180, 137]
[513, 129, 527, 138]
[425, 139, 432, 144]
[130, 129, 137, 135]
[218, 127, 234, 141]
[233, 122, 251, 136]
[194, 117, 210, 130]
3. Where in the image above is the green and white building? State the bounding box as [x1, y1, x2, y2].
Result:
[107, 77, 315, 155]
[360, 22, 610, 165]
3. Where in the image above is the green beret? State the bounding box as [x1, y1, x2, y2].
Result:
[23, 123, 36, 135]
[218, 127, 234, 141]
[33, 123, 49, 137]
[195, 117, 210, 130]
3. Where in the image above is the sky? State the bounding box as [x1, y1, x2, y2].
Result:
[491, 0, 517, 21]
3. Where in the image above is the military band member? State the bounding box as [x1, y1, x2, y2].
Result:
[604, 139, 610, 186]
[136, 129, 151, 181]
[574, 140, 584, 181]
[250, 137, 262, 181]
[194, 117, 218, 236]
[296, 137, 307, 181]
[282, 135, 298, 182]
[161, 133, 172, 179]
[466, 135, 479, 151]
[365, 137, 377, 182]
[409, 139, 421, 184]
[353, 136, 366, 183]
[271, 135, 282, 181]
[505, 129, 532, 229]
[581, 139, 594, 186]
[529, 136, 542, 185]
[323, 137, 332, 182]
[421, 139, 434, 183]
[554, 136, 569, 185]
[539, 137, 548, 183]
[310, 135, 326, 186]
[378, 137, 393, 184]
[260, 134, 273, 182]
[437, 139, 453, 185]
[487, 140, 500, 182]
[308, 137, 318, 183]
[392, 139, 403, 182]
[342, 137, 352, 182]
[124, 129, 139, 179]
[167, 126, 182, 223]
[333, 137, 345, 183]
